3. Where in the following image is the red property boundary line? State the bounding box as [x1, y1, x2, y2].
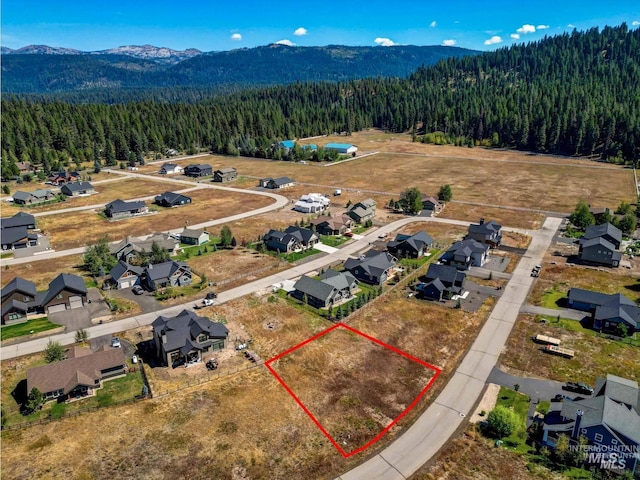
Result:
[264, 322, 442, 458]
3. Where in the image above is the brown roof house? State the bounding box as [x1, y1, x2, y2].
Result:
[213, 167, 238, 183]
[310, 214, 354, 236]
[109, 233, 179, 263]
[152, 309, 229, 368]
[26, 346, 126, 402]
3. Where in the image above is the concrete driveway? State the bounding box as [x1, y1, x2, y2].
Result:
[48, 307, 92, 331]
[90, 334, 136, 358]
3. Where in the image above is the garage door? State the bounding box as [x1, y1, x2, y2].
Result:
[119, 279, 133, 289]
[69, 296, 84, 309]
[48, 304, 67, 314]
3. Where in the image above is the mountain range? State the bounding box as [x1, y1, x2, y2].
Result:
[1, 43, 478, 96]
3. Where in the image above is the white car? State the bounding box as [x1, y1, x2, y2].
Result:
[111, 337, 121, 348]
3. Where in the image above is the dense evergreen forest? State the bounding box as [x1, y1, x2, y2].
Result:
[2, 24, 639, 178]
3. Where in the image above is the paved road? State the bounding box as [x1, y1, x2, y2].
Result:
[487, 366, 566, 402]
[337, 216, 562, 480]
[519, 304, 586, 321]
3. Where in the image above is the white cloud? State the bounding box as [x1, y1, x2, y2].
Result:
[430, 21, 437, 28]
[374, 37, 396, 46]
[567, 23, 576, 28]
[275, 39, 295, 46]
[230, 33, 242, 41]
[537, 24, 550, 30]
[510, 33, 520, 40]
[484, 35, 503, 45]
[442, 39, 456, 46]
[294, 27, 307, 36]
[632, 21, 640, 26]
[516, 24, 536, 34]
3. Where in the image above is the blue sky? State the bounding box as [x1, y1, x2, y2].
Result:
[2, 0, 639, 52]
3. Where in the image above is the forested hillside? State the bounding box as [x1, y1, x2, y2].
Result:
[1, 44, 477, 97]
[2, 24, 639, 177]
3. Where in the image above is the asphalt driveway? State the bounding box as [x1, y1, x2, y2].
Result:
[108, 287, 162, 314]
[487, 366, 567, 402]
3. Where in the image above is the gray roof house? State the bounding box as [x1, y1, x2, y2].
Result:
[283, 226, 319, 248]
[344, 250, 397, 285]
[263, 226, 318, 253]
[567, 288, 639, 334]
[109, 233, 179, 262]
[105, 199, 148, 219]
[387, 231, 434, 258]
[466, 219, 503, 247]
[180, 227, 209, 245]
[418, 264, 466, 301]
[0, 212, 46, 251]
[347, 199, 376, 224]
[37, 273, 88, 314]
[1, 277, 38, 325]
[213, 167, 238, 183]
[583, 223, 623, 249]
[60, 182, 95, 197]
[154, 191, 191, 208]
[441, 239, 489, 270]
[27, 346, 126, 402]
[13, 189, 56, 205]
[579, 237, 621, 267]
[1, 212, 36, 230]
[151, 309, 229, 367]
[542, 374, 640, 475]
[108, 261, 144, 290]
[260, 176, 295, 189]
[420, 195, 444, 216]
[142, 261, 192, 291]
[291, 269, 358, 309]
[184, 164, 213, 177]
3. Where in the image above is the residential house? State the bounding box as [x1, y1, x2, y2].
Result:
[263, 226, 318, 253]
[344, 250, 397, 285]
[13, 189, 56, 205]
[212, 167, 238, 183]
[324, 143, 358, 154]
[1, 277, 38, 325]
[16, 161, 37, 175]
[579, 237, 621, 267]
[260, 176, 295, 189]
[37, 273, 88, 314]
[142, 261, 192, 291]
[310, 214, 353, 236]
[48, 171, 80, 185]
[151, 309, 229, 367]
[180, 227, 209, 245]
[284, 226, 319, 249]
[105, 199, 148, 219]
[418, 264, 466, 301]
[583, 223, 623, 249]
[158, 163, 183, 175]
[441, 239, 489, 270]
[542, 374, 640, 475]
[347, 198, 376, 224]
[293, 193, 330, 214]
[291, 269, 358, 309]
[567, 288, 640, 335]
[466, 219, 503, 247]
[421, 195, 444, 216]
[0, 212, 48, 251]
[60, 182, 95, 197]
[184, 164, 213, 177]
[387, 231, 434, 259]
[109, 233, 179, 262]
[26, 346, 126, 402]
[108, 261, 144, 290]
[154, 191, 192, 208]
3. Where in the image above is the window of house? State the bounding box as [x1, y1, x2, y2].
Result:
[23, 296, 30, 302]
[198, 334, 207, 343]
[57, 293, 63, 299]
[594, 433, 603, 443]
[581, 428, 587, 435]
[611, 439, 618, 445]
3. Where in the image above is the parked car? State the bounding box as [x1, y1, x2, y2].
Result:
[564, 381, 593, 395]
[344, 232, 354, 237]
[132, 285, 144, 295]
[552, 394, 567, 402]
[111, 337, 121, 348]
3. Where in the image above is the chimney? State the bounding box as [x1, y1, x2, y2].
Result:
[162, 334, 167, 344]
[479, 218, 485, 225]
[572, 409, 584, 439]
[148, 263, 153, 269]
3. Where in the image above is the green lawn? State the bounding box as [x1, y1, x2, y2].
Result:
[1, 317, 60, 341]
[494, 387, 533, 454]
[174, 239, 222, 261]
[539, 315, 640, 347]
[281, 248, 322, 263]
[319, 235, 349, 247]
[540, 289, 566, 309]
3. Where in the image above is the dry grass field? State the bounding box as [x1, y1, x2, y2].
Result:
[499, 314, 640, 386]
[36, 189, 273, 250]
